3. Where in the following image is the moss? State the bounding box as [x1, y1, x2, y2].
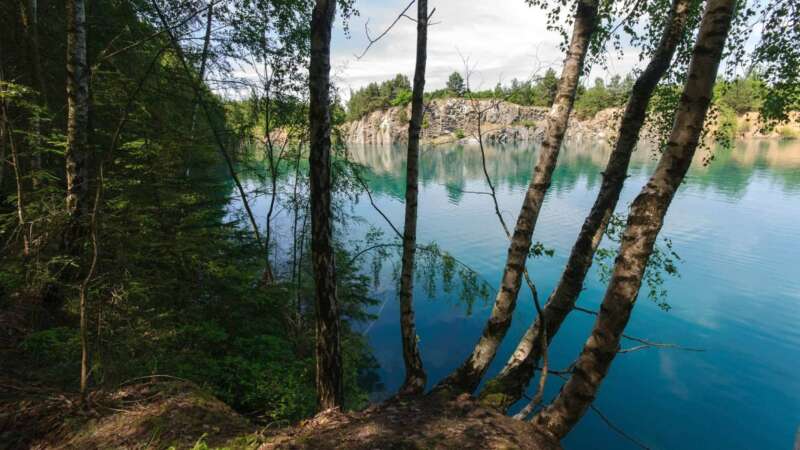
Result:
[476, 379, 515, 410]
[478, 393, 513, 410]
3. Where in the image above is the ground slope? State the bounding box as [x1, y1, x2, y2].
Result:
[2, 379, 559, 450]
[260, 394, 560, 450]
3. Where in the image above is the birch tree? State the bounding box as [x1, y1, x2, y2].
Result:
[397, 0, 429, 396]
[479, 0, 695, 411]
[531, 0, 738, 439]
[437, 0, 600, 394]
[65, 0, 90, 243]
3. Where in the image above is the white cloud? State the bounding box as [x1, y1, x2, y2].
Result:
[331, 0, 644, 97]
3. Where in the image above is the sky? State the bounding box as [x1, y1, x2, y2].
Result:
[329, 0, 643, 97]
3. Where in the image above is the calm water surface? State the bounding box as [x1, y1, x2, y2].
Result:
[343, 139, 800, 450]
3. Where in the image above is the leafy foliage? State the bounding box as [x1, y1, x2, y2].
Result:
[573, 74, 634, 118]
[446, 72, 466, 97]
[346, 74, 412, 120]
[0, 0, 379, 425]
[595, 214, 681, 311]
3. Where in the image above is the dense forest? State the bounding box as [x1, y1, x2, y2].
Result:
[0, 0, 798, 448]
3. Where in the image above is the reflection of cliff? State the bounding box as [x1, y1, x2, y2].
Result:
[349, 139, 800, 200]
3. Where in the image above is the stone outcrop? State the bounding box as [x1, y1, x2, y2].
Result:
[339, 98, 624, 145]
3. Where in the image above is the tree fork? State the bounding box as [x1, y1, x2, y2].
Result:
[435, 0, 600, 395]
[479, 0, 694, 411]
[531, 0, 737, 439]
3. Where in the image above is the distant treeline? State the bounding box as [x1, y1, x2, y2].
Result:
[346, 70, 772, 122]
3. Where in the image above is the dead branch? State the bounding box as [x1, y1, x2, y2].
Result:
[352, 169, 403, 239]
[573, 306, 705, 353]
[354, 1, 438, 61]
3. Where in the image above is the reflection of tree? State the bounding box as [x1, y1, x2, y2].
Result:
[690, 140, 800, 196]
[347, 139, 800, 200]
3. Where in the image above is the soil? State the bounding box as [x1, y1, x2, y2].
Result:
[0, 378, 255, 450]
[2, 380, 560, 450]
[259, 393, 560, 450]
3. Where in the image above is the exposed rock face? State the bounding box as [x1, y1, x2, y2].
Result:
[341, 98, 548, 144]
[340, 98, 624, 145]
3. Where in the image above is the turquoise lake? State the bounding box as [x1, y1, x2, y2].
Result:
[245, 137, 800, 449]
[344, 139, 800, 450]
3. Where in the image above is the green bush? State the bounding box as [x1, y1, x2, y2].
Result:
[777, 125, 800, 139]
[20, 327, 81, 386]
[514, 119, 537, 128]
[573, 75, 633, 119]
[396, 108, 409, 124]
[715, 105, 739, 147]
[390, 89, 412, 107]
[347, 74, 411, 120]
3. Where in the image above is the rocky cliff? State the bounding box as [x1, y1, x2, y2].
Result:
[339, 98, 622, 145]
[339, 98, 800, 146]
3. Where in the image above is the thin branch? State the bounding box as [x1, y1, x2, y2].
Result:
[151, 0, 264, 249]
[607, 0, 647, 38]
[522, 370, 651, 450]
[461, 57, 550, 413]
[572, 306, 705, 353]
[618, 338, 705, 354]
[353, 169, 403, 239]
[348, 242, 402, 266]
[452, 187, 494, 196]
[589, 404, 651, 450]
[355, 0, 416, 60]
[93, 1, 221, 69]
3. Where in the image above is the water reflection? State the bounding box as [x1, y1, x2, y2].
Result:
[348, 138, 800, 450]
[348, 138, 800, 201]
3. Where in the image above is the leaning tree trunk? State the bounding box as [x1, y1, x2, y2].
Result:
[151, 0, 264, 252]
[309, 0, 343, 411]
[397, 0, 429, 396]
[531, 0, 736, 440]
[190, 1, 213, 133]
[478, 0, 693, 411]
[436, 0, 599, 394]
[66, 0, 90, 244]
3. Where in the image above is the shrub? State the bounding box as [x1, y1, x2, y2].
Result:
[396, 108, 408, 124]
[777, 125, 800, 139]
[20, 327, 81, 386]
[715, 105, 739, 146]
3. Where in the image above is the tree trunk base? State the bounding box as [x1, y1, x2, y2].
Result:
[261, 394, 561, 450]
